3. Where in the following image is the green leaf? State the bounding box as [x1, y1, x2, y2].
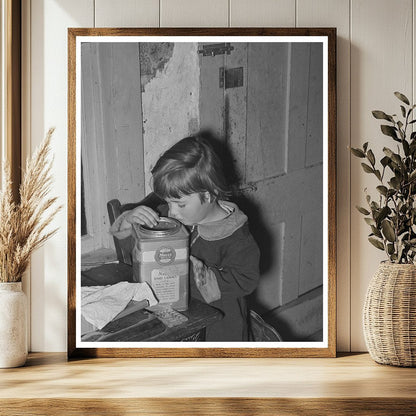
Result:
[400, 106, 406, 118]
[371, 201, 380, 210]
[394, 91, 410, 105]
[376, 185, 388, 196]
[387, 243, 395, 255]
[381, 125, 399, 141]
[383, 147, 402, 166]
[367, 149, 375, 166]
[382, 219, 396, 242]
[381, 156, 390, 167]
[375, 170, 382, 181]
[350, 147, 366, 158]
[364, 217, 376, 226]
[371, 225, 383, 238]
[389, 176, 401, 190]
[383, 147, 394, 158]
[368, 237, 384, 251]
[403, 140, 410, 156]
[363, 142, 369, 152]
[372, 110, 394, 122]
[356, 206, 370, 215]
[376, 206, 390, 223]
[361, 163, 374, 174]
[409, 169, 416, 182]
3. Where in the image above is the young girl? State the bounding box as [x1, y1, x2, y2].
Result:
[110, 135, 260, 341]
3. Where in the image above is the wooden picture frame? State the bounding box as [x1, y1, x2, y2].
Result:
[68, 28, 336, 358]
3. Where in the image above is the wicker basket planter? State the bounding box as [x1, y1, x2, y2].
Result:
[363, 262, 416, 367]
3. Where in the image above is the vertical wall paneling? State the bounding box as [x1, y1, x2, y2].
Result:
[229, 0, 295, 27]
[350, 0, 413, 351]
[297, 0, 351, 352]
[95, 0, 159, 27]
[30, 0, 94, 352]
[160, 0, 228, 27]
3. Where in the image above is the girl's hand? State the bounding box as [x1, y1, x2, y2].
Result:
[125, 205, 159, 228]
[190, 255, 207, 286]
[190, 255, 221, 303]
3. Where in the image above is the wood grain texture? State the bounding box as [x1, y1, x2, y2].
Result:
[67, 28, 336, 358]
[1, 353, 416, 415]
[68, 27, 77, 358]
[1, 398, 416, 416]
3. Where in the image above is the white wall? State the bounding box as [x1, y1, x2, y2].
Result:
[24, 0, 416, 352]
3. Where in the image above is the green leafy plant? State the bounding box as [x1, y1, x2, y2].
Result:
[351, 92, 416, 264]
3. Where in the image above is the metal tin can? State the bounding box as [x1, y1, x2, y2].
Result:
[131, 217, 189, 311]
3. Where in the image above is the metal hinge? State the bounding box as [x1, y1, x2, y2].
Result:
[198, 43, 234, 57]
[219, 67, 244, 89]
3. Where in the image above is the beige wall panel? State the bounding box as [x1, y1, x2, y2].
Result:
[30, 0, 94, 352]
[95, 0, 159, 27]
[160, 0, 228, 27]
[350, 0, 413, 351]
[230, 0, 295, 27]
[297, 0, 351, 352]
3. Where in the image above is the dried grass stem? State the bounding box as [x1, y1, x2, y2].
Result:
[0, 128, 61, 282]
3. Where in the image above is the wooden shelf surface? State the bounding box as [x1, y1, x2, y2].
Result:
[1, 352, 416, 415]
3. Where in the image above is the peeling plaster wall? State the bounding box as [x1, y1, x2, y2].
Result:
[141, 43, 200, 194]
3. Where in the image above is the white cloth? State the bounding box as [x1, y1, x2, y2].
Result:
[81, 282, 158, 330]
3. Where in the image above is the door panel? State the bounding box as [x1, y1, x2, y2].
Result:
[223, 42, 248, 183]
[246, 43, 289, 182]
[199, 42, 323, 312]
[199, 45, 226, 139]
[305, 43, 323, 167]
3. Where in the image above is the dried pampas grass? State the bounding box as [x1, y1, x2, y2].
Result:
[0, 128, 61, 282]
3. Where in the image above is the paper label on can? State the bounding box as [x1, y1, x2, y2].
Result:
[140, 248, 188, 263]
[154, 246, 176, 265]
[151, 269, 180, 303]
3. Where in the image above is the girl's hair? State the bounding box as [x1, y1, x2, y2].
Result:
[151, 135, 231, 202]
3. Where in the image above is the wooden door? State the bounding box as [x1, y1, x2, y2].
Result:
[199, 42, 323, 314]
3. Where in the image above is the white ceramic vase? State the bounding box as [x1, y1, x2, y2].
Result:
[0, 282, 28, 368]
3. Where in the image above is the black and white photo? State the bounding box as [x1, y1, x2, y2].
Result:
[67, 28, 336, 358]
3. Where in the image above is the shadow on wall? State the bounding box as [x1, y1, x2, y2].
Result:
[197, 129, 275, 301]
[197, 131, 323, 343]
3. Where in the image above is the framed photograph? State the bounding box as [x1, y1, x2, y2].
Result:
[68, 28, 336, 358]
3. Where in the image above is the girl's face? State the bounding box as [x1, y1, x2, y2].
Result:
[165, 192, 214, 226]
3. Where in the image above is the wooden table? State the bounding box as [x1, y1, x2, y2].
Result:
[82, 297, 223, 342]
[1, 353, 416, 415]
[81, 262, 223, 342]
